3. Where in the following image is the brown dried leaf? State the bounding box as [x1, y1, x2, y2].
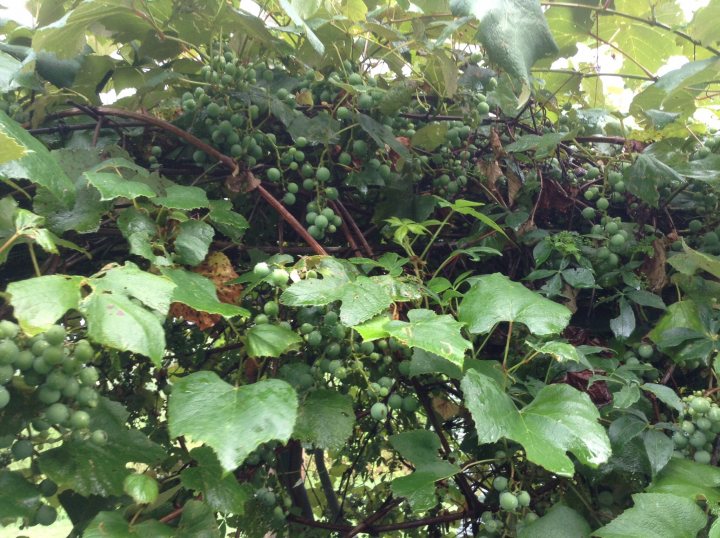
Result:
[225, 169, 260, 194]
[431, 397, 460, 420]
[169, 252, 243, 331]
[564, 370, 612, 407]
[641, 238, 669, 292]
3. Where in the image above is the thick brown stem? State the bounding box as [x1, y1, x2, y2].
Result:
[53, 107, 327, 256]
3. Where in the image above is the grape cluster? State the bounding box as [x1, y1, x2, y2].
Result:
[475, 475, 535, 536]
[672, 392, 720, 464]
[0, 321, 106, 441]
[0, 321, 106, 526]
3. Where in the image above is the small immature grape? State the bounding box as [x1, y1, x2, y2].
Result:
[388, 393, 403, 410]
[39, 478, 58, 497]
[401, 396, 419, 413]
[596, 197, 609, 210]
[11, 439, 33, 460]
[45, 403, 70, 425]
[0, 386, 9, 409]
[517, 490, 531, 507]
[43, 325, 66, 346]
[694, 450, 712, 464]
[690, 397, 711, 414]
[0, 339, 19, 365]
[269, 269, 289, 286]
[493, 476, 508, 491]
[0, 364, 13, 384]
[91, 429, 108, 445]
[0, 320, 19, 339]
[582, 207, 596, 220]
[499, 491, 519, 511]
[637, 344, 654, 359]
[370, 402, 388, 421]
[35, 504, 57, 526]
[70, 410, 91, 430]
[74, 341, 94, 362]
[79, 366, 99, 386]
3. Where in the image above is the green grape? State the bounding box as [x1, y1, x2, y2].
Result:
[493, 476, 508, 491]
[45, 402, 70, 425]
[689, 219, 703, 233]
[689, 430, 707, 448]
[282, 192, 296, 205]
[596, 197, 609, 210]
[517, 490, 531, 507]
[14, 350, 33, 370]
[254, 314, 269, 324]
[694, 450, 712, 464]
[315, 166, 331, 182]
[336, 107, 351, 121]
[401, 395, 420, 413]
[609, 233, 626, 247]
[269, 269, 289, 286]
[43, 325, 66, 346]
[62, 378, 80, 398]
[637, 344, 654, 359]
[287, 182, 299, 194]
[79, 367, 99, 386]
[253, 262, 271, 278]
[499, 491, 519, 511]
[39, 478, 58, 497]
[0, 364, 13, 384]
[0, 320, 19, 339]
[306, 331, 322, 347]
[581, 207, 596, 220]
[388, 393, 403, 409]
[708, 407, 720, 422]
[70, 410, 91, 429]
[73, 341, 94, 362]
[33, 357, 52, 375]
[352, 140, 368, 156]
[697, 417, 712, 431]
[91, 429, 108, 445]
[325, 342, 341, 358]
[46, 370, 68, 390]
[11, 439, 33, 460]
[263, 301, 280, 317]
[690, 397, 711, 414]
[672, 431, 688, 448]
[0, 339, 19, 365]
[77, 387, 99, 408]
[370, 402, 388, 421]
[42, 346, 64, 366]
[682, 420, 697, 435]
[266, 167, 281, 182]
[35, 504, 57, 526]
[0, 386, 9, 409]
[38, 386, 61, 405]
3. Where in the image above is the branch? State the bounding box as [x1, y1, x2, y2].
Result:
[313, 449, 345, 523]
[541, 2, 720, 57]
[53, 107, 327, 256]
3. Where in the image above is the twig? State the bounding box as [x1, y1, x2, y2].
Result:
[52, 107, 327, 256]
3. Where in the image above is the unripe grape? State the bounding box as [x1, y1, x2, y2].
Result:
[91, 429, 108, 445]
[493, 476, 508, 491]
[370, 402, 388, 421]
[11, 439, 33, 460]
[70, 410, 91, 429]
[79, 366, 99, 386]
[0, 339, 19, 365]
[43, 325, 66, 346]
[0, 386, 9, 409]
[401, 396, 419, 413]
[39, 478, 58, 497]
[517, 490, 531, 507]
[499, 491, 518, 511]
[694, 450, 712, 464]
[35, 504, 57, 526]
[45, 403, 70, 425]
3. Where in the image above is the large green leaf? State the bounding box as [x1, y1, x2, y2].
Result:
[6, 275, 82, 335]
[356, 309, 471, 368]
[84, 171, 157, 201]
[623, 153, 683, 208]
[454, 0, 558, 83]
[0, 110, 75, 205]
[0, 471, 40, 520]
[169, 372, 298, 471]
[0, 129, 26, 164]
[38, 398, 165, 497]
[174, 220, 214, 267]
[389, 430, 459, 511]
[175, 500, 221, 538]
[458, 273, 571, 335]
[593, 493, 706, 538]
[281, 275, 395, 327]
[669, 242, 720, 280]
[294, 389, 355, 450]
[153, 184, 209, 210]
[246, 324, 302, 358]
[648, 300, 705, 350]
[162, 268, 249, 319]
[518, 504, 590, 538]
[181, 447, 250, 514]
[648, 458, 720, 504]
[688, 1, 720, 47]
[80, 292, 166, 365]
[461, 369, 611, 476]
[631, 58, 720, 120]
[91, 262, 175, 314]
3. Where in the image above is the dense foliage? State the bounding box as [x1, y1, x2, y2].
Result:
[2, 0, 720, 536]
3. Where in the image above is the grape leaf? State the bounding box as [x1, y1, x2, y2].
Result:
[6, 275, 83, 335]
[461, 369, 611, 476]
[294, 390, 355, 450]
[174, 220, 214, 267]
[246, 324, 302, 358]
[593, 493, 705, 538]
[181, 447, 250, 514]
[169, 372, 298, 471]
[518, 504, 591, 538]
[458, 273, 572, 335]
